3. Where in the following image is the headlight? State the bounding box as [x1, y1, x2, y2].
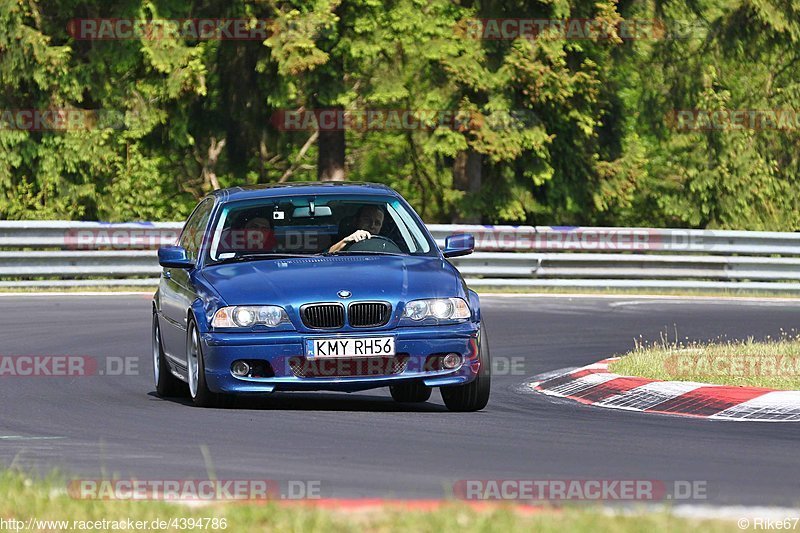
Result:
[233, 307, 256, 327]
[404, 300, 429, 320]
[212, 306, 288, 328]
[403, 298, 470, 321]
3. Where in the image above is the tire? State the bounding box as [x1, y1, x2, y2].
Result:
[153, 314, 183, 397]
[440, 324, 491, 412]
[186, 319, 222, 408]
[390, 381, 432, 403]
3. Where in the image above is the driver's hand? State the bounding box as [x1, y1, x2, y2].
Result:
[345, 230, 372, 243]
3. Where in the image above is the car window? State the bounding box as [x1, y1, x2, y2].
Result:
[387, 200, 430, 253]
[179, 198, 214, 261]
[207, 195, 435, 261]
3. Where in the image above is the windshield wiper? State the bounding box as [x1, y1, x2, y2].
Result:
[323, 250, 404, 256]
[212, 253, 311, 265]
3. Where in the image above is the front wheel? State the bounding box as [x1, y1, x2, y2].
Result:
[440, 324, 491, 412]
[187, 319, 224, 408]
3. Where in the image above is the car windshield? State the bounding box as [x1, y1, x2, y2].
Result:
[206, 194, 434, 262]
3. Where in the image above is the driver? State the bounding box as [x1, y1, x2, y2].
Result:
[242, 215, 277, 252]
[328, 205, 385, 253]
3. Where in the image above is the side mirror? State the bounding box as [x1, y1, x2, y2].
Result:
[443, 234, 475, 258]
[158, 245, 195, 269]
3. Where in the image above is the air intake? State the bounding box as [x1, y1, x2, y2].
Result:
[301, 303, 345, 329]
[348, 301, 392, 328]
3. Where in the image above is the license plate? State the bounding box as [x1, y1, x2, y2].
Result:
[307, 337, 395, 358]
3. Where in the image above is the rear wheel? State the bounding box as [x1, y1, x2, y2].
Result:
[153, 314, 183, 397]
[390, 381, 432, 403]
[440, 324, 491, 412]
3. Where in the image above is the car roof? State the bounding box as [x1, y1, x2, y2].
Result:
[209, 182, 400, 203]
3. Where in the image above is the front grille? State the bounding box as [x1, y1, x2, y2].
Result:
[289, 356, 408, 378]
[301, 303, 345, 329]
[349, 302, 392, 328]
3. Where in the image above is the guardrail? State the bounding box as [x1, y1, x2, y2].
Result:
[1, 221, 799, 292]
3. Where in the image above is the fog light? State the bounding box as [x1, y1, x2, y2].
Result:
[231, 360, 251, 377]
[442, 353, 462, 369]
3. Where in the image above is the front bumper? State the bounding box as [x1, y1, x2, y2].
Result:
[200, 323, 480, 393]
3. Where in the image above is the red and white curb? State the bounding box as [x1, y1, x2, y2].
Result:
[529, 358, 800, 421]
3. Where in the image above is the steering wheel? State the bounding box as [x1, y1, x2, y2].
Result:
[343, 235, 403, 254]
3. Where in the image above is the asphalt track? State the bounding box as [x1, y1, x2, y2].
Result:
[0, 294, 799, 506]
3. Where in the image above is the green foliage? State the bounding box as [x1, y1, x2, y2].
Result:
[0, 0, 798, 229]
[621, 0, 800, 229]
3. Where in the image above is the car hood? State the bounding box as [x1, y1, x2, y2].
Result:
[201, 255, 462, 306]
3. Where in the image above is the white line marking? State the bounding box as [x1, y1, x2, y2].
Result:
[480, 293, 800, 303]
[529, 358, 800, 421]
[608, 299, 800, 308]
[710, 391, 800, 421]
[670, 504, 800, 521]
[596, 381, 705, 411]
[538, 372, 619, 397]
[0, 436, 65, 440]
[527, 367, 579, 387]
[0, 292, 152, 297]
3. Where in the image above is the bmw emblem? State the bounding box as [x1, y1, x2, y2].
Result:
[337, 290, 352, 299]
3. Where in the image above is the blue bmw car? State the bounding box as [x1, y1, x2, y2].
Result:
[152, 182, 490, 411]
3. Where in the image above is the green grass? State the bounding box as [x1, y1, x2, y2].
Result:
[0, 470, 739, 532]
[609, 332, 800, 389]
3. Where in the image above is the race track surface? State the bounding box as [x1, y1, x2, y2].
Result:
[0, 294, 798, 506]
